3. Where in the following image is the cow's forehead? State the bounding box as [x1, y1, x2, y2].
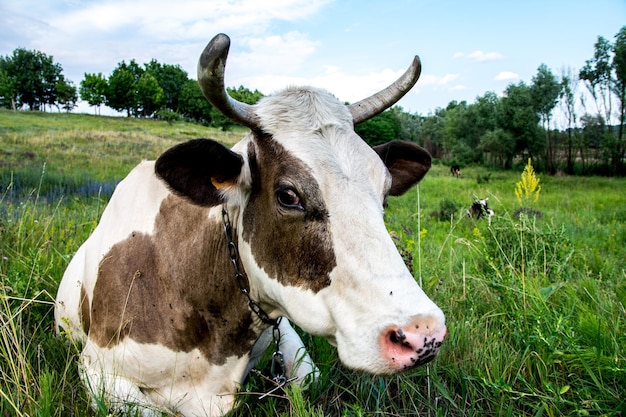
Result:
[254, 86, 354, 133]
[251, 87, 391, 198]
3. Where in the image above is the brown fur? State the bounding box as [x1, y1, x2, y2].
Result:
[243, 137, 336, 292]
[90, 194, 256, 364]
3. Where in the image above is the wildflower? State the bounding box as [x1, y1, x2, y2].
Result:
[515, 158, 541, 206]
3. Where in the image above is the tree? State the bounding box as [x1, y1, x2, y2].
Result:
[144, 60, 188, 112]
[55, 76, 78, 112]
[80, 73, 108, 114]
[580, 36, 614, 126]
[480, 128, 515, 167]
[229, 85, 264, 104]
[499, 82, 543, 168]
[613, 26, 626, 172]
[178, 79, 212, 123]
[559, 67, 580, 174]
[391, 106, 422, 142]
[418, 108, 446, 158]
[0, 60, 16, 109]
[2, 48, 63, 111]
[106, 60, 143, 117]
[355, 109, 401, 146]
[531, 64, 562, 174]
[440, 100, 477, 164]
[135, 72, 163, 117]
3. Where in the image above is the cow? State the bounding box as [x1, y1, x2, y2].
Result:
[469, 197, 495, 223]
[54, 33, 447, 417]
[450, 165, 461, 178]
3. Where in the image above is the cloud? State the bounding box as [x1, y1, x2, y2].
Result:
[43, 0, 332, 39]
[0, 0, 331, 87]
[419, 73, 461, 91]
[494, 71, 519, 81]
[240, 66, 410, 104]
[453, 50, 504, 62]
[229, 32, 320, 79]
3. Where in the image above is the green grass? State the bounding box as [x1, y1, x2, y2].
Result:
[1, 111, 624, 416]
[0, 109, 246, 201]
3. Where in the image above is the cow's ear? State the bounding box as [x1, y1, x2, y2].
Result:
[155, 138, 243, 207]
[373, 141, 432, 196]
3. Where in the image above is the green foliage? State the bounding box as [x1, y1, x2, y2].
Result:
[79, 73, 108, 114]
[178, 79, 212, 124]
[0, 48, 65, 111]
[143, 60, 189, 113]
[54, 76, 78, 113]
[355, 109, 401, 146]
[155, 108, 182, 124]
[105, 62, 137, 116]
[135, 72, 164, 117]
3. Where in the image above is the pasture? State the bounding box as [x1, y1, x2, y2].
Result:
[0, 109, 624, 416]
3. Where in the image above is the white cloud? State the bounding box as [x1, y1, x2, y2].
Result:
[0, 0, 331, 87]
[237, 32, 319, 70]
[419, 73, 460, 87]
[241, 66, 412, 104]
[494, 71, 519, 81]
[453, 50, 504, 62]
[44, 0, 331, 39]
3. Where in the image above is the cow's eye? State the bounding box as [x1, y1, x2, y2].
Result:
[277, 188, 303, 210]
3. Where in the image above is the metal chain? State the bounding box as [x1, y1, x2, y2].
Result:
[221, 206, 286, 383]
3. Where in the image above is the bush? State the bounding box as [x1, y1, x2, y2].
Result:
[156, 108, 182, 123]
[431, 198, 459, 222]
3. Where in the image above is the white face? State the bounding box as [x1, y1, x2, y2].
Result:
[235, 104, 446, 374]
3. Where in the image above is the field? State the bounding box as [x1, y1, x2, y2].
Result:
[1, 109, 624, 416]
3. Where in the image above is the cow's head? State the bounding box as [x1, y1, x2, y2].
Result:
[155, 34, 446, 375]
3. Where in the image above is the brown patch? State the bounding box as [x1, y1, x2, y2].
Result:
[242, 136, 336, 292]
[90, 194, 256, 363]
[80, 284, 90, 334]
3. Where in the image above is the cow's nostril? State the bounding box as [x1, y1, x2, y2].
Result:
[389, 328, 405, 344]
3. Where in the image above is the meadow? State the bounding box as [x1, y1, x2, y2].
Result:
[0, 109, 624, 416]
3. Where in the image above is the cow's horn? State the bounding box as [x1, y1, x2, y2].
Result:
[348, 56, 422, 124]
[197, 33, 260, 130]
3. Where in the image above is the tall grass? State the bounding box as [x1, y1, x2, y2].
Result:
[1, 112, 624, 416]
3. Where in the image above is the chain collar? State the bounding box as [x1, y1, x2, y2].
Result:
[221, 206, 286, 384]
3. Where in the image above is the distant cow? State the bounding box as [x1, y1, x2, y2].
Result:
[55, 34, 446, 417]
[450, 165, 461, 177]
[469, 197, 495, 223]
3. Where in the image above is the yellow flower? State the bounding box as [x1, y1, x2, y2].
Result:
[515, 158, 541, 206]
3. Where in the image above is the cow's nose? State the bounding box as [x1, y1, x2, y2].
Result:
[379, 314, 447, 371]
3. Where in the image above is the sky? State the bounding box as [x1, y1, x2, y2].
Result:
[1, 0, 625, 116]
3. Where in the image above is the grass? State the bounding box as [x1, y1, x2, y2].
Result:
[1, 110, 625, 416]
[0, 109, 245, 202]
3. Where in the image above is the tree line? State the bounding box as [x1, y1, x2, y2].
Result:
[360, 26, 626, 176]
[0, 51, 262, 130]
[1, 26, 624, 175]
